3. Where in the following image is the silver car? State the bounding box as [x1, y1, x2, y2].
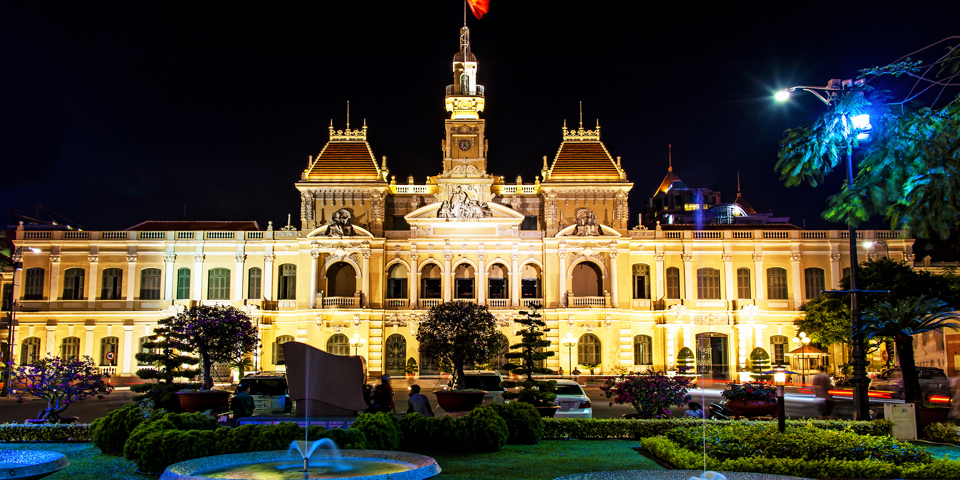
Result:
[553, 379, 592, 419]
[240, 373, 291, 415]
[461, 370, 505, 405]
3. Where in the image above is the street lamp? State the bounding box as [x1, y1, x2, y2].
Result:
[776, 78, 874, 420]
[792, 332, 811, 384]
[863, 240, 888, 259]
[2, 246, 41, 398]
[763, 364, 797, 433]
[349, 333, 366, 356]
[561, 333, 578, 379]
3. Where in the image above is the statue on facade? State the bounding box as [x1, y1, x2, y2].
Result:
[325, 208, 356, 236]
[438, 185, 493, 219]
[574, 208, 601, 236]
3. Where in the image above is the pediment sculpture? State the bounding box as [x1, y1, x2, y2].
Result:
[438, 185, 493, 219]
[325, 208, 356, 236]
[574, 208, 601, 236]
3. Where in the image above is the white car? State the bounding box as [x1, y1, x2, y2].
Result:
[553, 379, 592, 419]
[240, 373, 291, 415]
[461, 370, 506, 405]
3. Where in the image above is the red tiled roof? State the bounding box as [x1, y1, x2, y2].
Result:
[548, 142, 621, 180]
[303, 142, 381, 181]
[125, 221, 262, 231]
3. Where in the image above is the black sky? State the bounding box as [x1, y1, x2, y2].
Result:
[1, 1, 958, 232]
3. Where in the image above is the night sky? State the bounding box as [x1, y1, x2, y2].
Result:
[2, 2, 958, 233]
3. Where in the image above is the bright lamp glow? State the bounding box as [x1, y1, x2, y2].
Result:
[774, 89, 791, 101]
[851, 113, 871, 140]
[774, 371, 786, 385]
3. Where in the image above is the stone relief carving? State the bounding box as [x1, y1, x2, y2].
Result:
[573, 208, 601, 236]
[325, 208, 356, 237]
[438, 185, 493, 219]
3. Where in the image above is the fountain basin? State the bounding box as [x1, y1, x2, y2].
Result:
[160, 450, 440, 480]
[0, 451, 70, 480]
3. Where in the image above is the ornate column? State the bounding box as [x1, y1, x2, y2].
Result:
[654, 253, 665, 301]
[49, 254, 61, 304]
[45, 325, 56, 358]
[361, 251, 371, 307]
[753, 253, 765, 301]
[193, 254, 204, 301]
[722, 253, 734, 302]
[409, 253, 419, 307]
[682, 253, 694, 301]
[87, 254, 99, 308]
[511, 254, 520, 307]
[477, 252, 486, 305]
[558, 249, 568, 307]
[234, 254, 246, 302]
[163, 254, 176, 301]
[263, 254, 275, 301]
[443, 253, 453, 302]
[121, 324, 134, 376]
[126, 254, 138, 309]
[309, 251, 320, 308]
[608, 251, 619, 308]
[790, 252, 803, 306]
[830, 253, 842, 289]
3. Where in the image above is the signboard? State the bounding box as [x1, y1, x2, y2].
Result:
[946, 333, 960, 377]
[885, 403, 917, 440]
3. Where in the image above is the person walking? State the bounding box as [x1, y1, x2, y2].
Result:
[572, 367, 581, 384]
[406, 384, 434, 417]
[370, 375, 395, 414]
[231, 383, 255, 419]
[813, 372, 834, 419]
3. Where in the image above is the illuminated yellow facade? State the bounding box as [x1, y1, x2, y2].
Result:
[2, 28, 914, 381]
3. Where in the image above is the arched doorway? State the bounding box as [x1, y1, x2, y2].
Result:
[420, 264, 442, 299]
[695, 332, 729, 379]
[384, 334, 406, 377]
[520, 263, 542, 301]
[571, 262, 602, 297]
[487, 264, 508, 300]
[386, 264, 408, 299]
[454, 264, 475, 299]
[326, 262, 357, 297]
[578, 333, 601, 366]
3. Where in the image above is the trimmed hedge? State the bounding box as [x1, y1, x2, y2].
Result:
[0, 423, 91, 442]
[490, 401, 544, 444]
[542, 417, 892, 439]
[397, 405, 509, 453]
[90, 404, 150, 454]
[924, 422, 960, 445]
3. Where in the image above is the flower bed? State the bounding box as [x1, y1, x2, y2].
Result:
[599, 372, 694, 418]
[542, 417, 892, 439]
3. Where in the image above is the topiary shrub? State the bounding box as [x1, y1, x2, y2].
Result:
[490, 401, 544, 444]
[90, 403, 149, 454]
[122, 411, 220, 470]
[350, 411, 401, 450]
[458, 405, 509, 452]
[924, 421, 960, 445]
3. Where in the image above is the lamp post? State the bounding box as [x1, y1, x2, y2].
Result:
[349, 333, 365, 356]
[793, 332, 811, 384]
[2, 246, 40, 398]
[776, 79, 873, 420]
[561, 333, 577, 379]
[863, 240, 888, 260]
[764, 364, 796, 433]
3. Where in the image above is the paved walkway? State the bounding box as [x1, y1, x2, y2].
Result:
[556, 471, 810, 480]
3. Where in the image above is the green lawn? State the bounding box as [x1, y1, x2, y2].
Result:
[3, 440, 661, 480]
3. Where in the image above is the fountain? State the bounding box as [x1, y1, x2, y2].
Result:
[0, 451, 69, 480]
[159, 438, 440, 480]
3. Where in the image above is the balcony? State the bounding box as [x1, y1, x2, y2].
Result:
[568, 296, 609, 308]
[420, 299, 442, 309]
[445, 84, 485, 96]
[385, 298, 408, 309]
[322, 296, 360, 308]
[487, 298, 509, 309]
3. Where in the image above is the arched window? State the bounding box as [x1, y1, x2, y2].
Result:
[247, 267, 262, 299]
[634, 335, 653, 365]
[326, 334, 350, 356]
[520, 263, 542, 299]
[578, 333, 601, 365]
[20, 337, 41, 365]
[420, 264, 442, 299]
[454, 264, 475, 299]
[327, 262, 357, 298]
[138, 336, 156, 366]
[737, 268, 751, 299]
[61, 337, 80, 361]
[278, 264, 297, 300]
[140, 268, 162, 300]
[386, 264, 408, 299]
[770, 335, 788, 366]
[571, 262, 602, 297]
[207, 268, 231, 300]
[101, 268, 123, 300]
[273, 335, 294, 365]
[24, 268, 45, 300]
[487, 264, 508, 299]
[665, 267, 681, 299]
[176, 268, 191, 300]
[63, 268, 85, 300]
[697, 267, 721, 299]
[804, 267, 825, 300]
[100, 336, 119, 366]
[632, 264, 651, 299]
[766, 267, 788, 300]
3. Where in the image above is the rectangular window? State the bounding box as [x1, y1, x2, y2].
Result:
[24, 268, 45, 300]
[737, 268, 751, 299]
[632, 264, 651, 299]
[421, 278, 442, 299]
[521, 278, 540, 298]
[520, 216, 539, 230]
[61, 337, 80, 361]
[767, 268, 788, 300]
[207, 268, 231, 300]
[805, 268, 825, 300]
[771, 336, 788, 365]
[101, 269, 123, 300]
[455, 278, 474, 299]
[278, 264, 296, 300]
[488, 278, 507, 299]
[2, 284, 12, 311]
[247, 268, 262, 299]
[176, 268, 191, 300]
[140, 269, 162, 300]
[63, 268, 85, 300]
[666, 267, 680, 299]
[697, 268, 721, 299]
[387, 278, 407, 299]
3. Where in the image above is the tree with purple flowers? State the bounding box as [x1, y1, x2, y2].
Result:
[600, 371, 695, 418]
[165, 305, 258, 390]
[415, 301, 499, 390]
[12, 355, 114, 421]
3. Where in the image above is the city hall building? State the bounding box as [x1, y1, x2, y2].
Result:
[2, 27, 912, 382]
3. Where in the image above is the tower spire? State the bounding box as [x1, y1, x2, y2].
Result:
[346, 101, 350, 130]
[737, 171, 741, 195]
[579, 101, 583, 129]
[668, 144, 673, 172]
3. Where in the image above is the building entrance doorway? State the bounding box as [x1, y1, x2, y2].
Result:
[384, 334, 406, 377]
[695, 332, 729, 379]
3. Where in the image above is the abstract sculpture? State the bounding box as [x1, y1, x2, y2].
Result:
[281, 341, 370, 416]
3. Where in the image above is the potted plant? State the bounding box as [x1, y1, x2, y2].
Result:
[749, 347, 772, 382]
[676, 347, 695, 375]
[720, 381, 779, 418]
[500, 306, 559, 417]
[405, 357, 419, 380]
[131, 315, 200, 412]
[166, 305, 258, 412]
[582, 362, 601, 376]
[12, 355, 114, 423]
[416, 301, 500, 412]
[600, 371, 695, 419]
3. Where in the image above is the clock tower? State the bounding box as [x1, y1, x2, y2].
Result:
[441, 26, 488, 178]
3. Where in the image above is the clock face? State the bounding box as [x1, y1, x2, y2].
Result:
[458, 139, 472, 151]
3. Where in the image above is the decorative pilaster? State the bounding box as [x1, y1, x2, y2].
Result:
[125, 254, 138, 308]
[721, 253, 734, 301]
[790, 252, 803, 306]
[49, 254, 61, 303]
[122, 324, 134, 376]
[87, 254, 99, 307]
[443, 253, 453, 302]
[752, 253, 765, 301]
[193, 254, 204, 301]
[163, 254, 176, 301]
[263, 254, 275, 301]
[234, 254, 246, 302]
[510, 254, 520, 307]
[608, 251, 619, 308]
[558, 249, 568, 307]
[309, 251, 320, 308]
[681, 253, 694, 301]
[361, 251, 371, 307]
[410, 253, 419, 307]
[654, 253, 665, 301]
[477, 252, 487, 305]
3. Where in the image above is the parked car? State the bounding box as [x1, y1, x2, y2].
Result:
[460, 370, 505, 405]
[239, 372, 291, 415]
[553, 379, 592, 419]
[869, 367, 950, 400]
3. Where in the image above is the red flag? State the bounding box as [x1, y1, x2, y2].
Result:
[467, 0, 489, 19]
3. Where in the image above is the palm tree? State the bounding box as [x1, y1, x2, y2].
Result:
[859, 295, 960, 404]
